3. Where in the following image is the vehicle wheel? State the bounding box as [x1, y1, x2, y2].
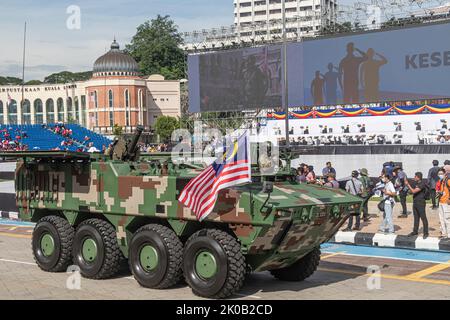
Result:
[32, 215, 74, 272]
[183, 229, 246, 299]
[129, 224, 183, 289]
[72, 219, 122, 279]
[270, 247, 321, 281]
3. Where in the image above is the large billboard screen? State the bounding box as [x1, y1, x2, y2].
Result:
[188, 46, 283, 112]
[188, 21, 450, 112]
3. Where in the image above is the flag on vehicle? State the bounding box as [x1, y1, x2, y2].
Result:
[179, 131, 251, 221]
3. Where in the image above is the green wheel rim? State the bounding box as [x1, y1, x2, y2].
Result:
[40, 233, 55, 257]
[139, 245, 159, 272]
[195, 251, 218, 279]
[82, 238, 98, 263]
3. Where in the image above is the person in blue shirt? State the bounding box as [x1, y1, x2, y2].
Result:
[322, 162, 336, 177]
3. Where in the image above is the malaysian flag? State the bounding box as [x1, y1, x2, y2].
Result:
[179, 131, 251, 221]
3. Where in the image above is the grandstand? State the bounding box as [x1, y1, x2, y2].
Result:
[0, 124, 112, 152]
[264, 104, 450, 147]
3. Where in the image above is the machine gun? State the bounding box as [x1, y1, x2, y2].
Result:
[111, 125, 144, 161]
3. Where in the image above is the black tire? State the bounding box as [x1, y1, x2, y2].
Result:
[32, 215, 74, 272]
[129, 224, 183, 289]
[72, 219, 122, 279]
[183, 229, 246, 299]
[270, 247, 321, 281]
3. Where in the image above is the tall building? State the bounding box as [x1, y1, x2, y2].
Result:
[183, 0, 337, 50]
[0, 39, 181, 134]
[234, 0, 337, 39]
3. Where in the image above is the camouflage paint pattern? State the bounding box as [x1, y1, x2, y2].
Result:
[7, 151, 362, 271]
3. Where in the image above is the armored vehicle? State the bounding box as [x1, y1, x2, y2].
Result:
[2, 128, 362, 298]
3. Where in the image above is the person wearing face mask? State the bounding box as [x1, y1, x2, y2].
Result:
[436, 166, 450, 239]
[379, 174, 396, 234]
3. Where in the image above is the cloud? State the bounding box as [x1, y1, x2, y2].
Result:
[0, 0, 234, 80]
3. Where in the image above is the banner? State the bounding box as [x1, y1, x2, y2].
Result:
[189, 21, 450, 112]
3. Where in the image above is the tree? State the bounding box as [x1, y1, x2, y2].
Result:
[25, 80, 43, 85]
[44, 71, 92, 84]
[154, 116, 180, 142]
[113, 124, 123, 137]
[126, 15, 186, 80]
[0, 76, 22, 85]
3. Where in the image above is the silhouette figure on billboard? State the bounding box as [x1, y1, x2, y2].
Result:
[339, 42, 368, 104]
[360, 48, 388, 102]
[244, 55, 269, 107]
[322, 63, 342, 105]
[311, 71, 325, 106]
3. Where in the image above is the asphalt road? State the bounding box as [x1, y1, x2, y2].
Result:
[0, 221, 449, 300]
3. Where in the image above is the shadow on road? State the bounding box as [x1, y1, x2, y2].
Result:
[233, 261, 367, 299]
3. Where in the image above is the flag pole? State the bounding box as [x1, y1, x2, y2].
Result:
[21, 22, 27, 125]
[282, 0, 289, 149]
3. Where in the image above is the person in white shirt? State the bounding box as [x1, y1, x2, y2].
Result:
[343, 171, 364, 231]
[87, 143, 99, 153]
[379, 174, 397, 234]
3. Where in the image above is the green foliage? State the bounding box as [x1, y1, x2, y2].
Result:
[67, 116, 77, 124]
[125, 15, 186, 80]
[154, 115, 180, 142]
[44, 71, 93, 84]
[0, 76, 22, 85]
[25, 80, 43, 85]
[113, 124, 123, 136]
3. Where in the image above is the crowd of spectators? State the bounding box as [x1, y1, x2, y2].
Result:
[294, 159, 450, 239]
[139, 143, 171, 153]
[45, 123, 106, 153]
[0, 127, 28, 151]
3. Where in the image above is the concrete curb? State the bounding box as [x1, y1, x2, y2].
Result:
[330, 231, 450, 252]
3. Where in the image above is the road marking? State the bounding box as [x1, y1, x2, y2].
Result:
[322, 250, 450, 265]
[234, 293, 262, 299]
[321, 252, 345, 260]
[0, 232, 31, 239]
[0, 258, 36, 266]
[406, 260, 450, 279]
[318, 267, 450, 286]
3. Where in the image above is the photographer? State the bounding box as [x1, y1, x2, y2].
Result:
[320, 173, 340, 189]
[405, 172, 429, 239]
[343, 171, 364, 231]
[393, 166, 408, 218]
[378, 174, 396, 234]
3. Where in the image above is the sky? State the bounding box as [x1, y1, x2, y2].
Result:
[0, 0, 365, 81]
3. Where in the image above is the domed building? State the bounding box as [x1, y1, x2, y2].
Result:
[0, 39, 181, 133]
[92, 39, 140, 77]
